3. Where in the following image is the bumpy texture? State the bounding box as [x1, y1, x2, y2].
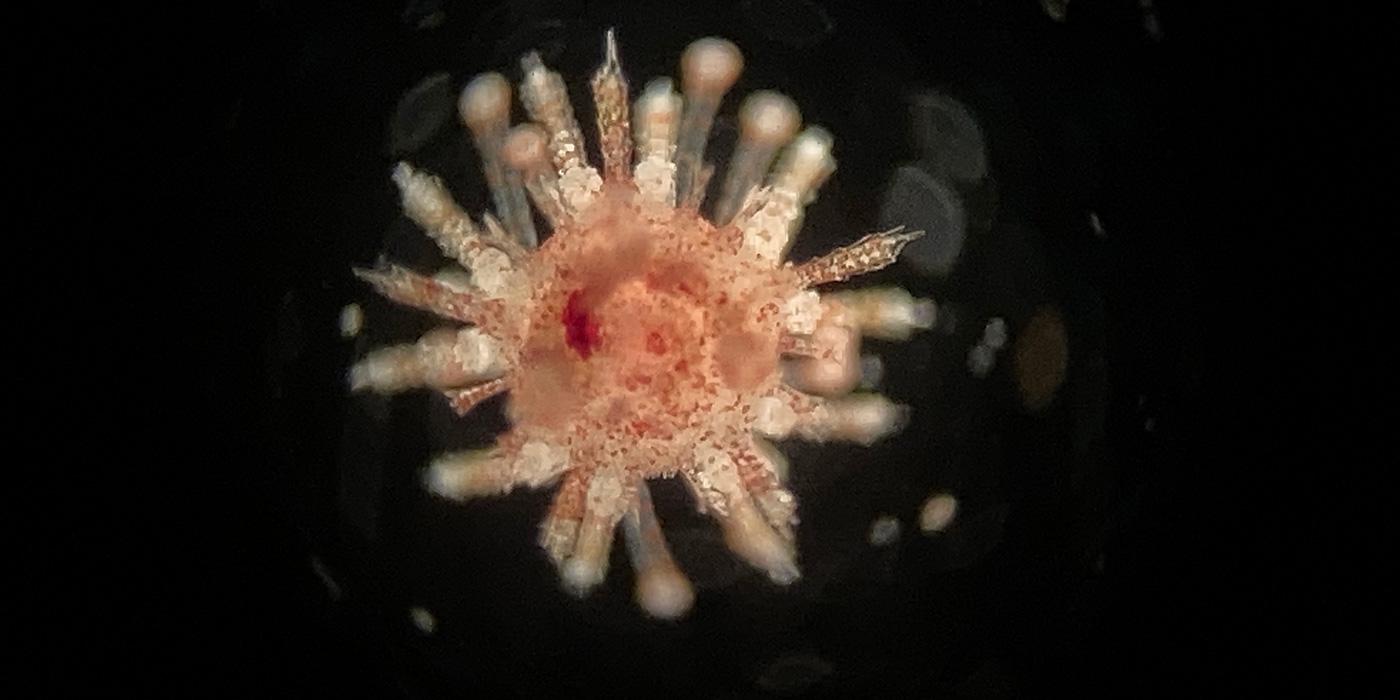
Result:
[351, 31, 935, 619]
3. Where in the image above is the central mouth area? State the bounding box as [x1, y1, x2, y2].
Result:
[560, 272, 712, 379]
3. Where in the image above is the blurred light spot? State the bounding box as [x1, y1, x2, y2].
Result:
[967, 343, 996, 378]
[1140, 0, 1164, 41]
[1013, 305, 1069, 412]
[310, 556, 343, 601]
[401, 0, 444, 30]
[339, 303, 363, 338]
[879, 165, 967, 277]
[868, 515, 901, 546]
[1041, 0, 1069, 22]
[387, 73, 454, 157]
[919, 492, 958, 534]
[742, 0, 834, 48]
[982, 317, 1008, 350]
[909, 91, 987, 184]
[1088, 210, 1106, 239]
[410, 606, 437, 634]
[756, 652, 833, 695]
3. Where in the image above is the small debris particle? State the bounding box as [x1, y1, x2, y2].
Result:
[967, 343, 996, 378]
[410, 606, 437, 634]
[919, 492, 958, 534]
[339, 303, 363, 338]
[1089, 210, 1107, 239]
[868, 515, 901, 546]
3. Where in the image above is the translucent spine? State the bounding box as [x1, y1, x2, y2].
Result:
[632, 79, 682, 206]
[391, 163, 526, 274]
[622, 482, 694, 619]
[674, 37, 744, 208]
[733, 127, 836, 263]
[502, 124, 569, 229]
[459, 73, 537, 247]
[519, 53, 602, 215]
[713, 91, 801, 226]
[590, 29, 634, 183]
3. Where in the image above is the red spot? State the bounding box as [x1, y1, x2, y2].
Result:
[563, 290, 602, 359]
[646, 330, 668, 355]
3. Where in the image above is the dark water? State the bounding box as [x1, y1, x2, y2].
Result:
[194, 0, 1232, 696]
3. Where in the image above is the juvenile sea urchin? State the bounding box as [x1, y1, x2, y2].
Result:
[351, 31, 935, 619]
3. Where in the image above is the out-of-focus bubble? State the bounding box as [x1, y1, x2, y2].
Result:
[967, 343, 996, 378]
[909, 90, 987, 184]
[339, 303, 363, 338]
[1088, 210, 1107, 239]
[410, 606, 437, 634]
[387, 73, 455, 157]
[1041, 0, 1070, 22]
[919, 492, 958, 534]
[1014, 305, 1069, 412]
[879, 165, 967, 277]
[756, 651, 834, 695]
[742, 0, 834, 48]
[310, 556, 343, 601]
[401, 0, 444, 30]
[1140, 0, 1164, 41]
[867, 515, 902, 547]
[982, 317, 1008, 350]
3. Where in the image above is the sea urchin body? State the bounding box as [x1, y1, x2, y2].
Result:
[351, 31, 935, 619]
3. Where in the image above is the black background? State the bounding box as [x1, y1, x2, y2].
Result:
[45, 0, 1364, 696]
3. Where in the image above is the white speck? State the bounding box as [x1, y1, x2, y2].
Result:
[410, 606, 437, 634]
[338, 303, 363, 338]
[967, 343, 996, 378]
[982, 317, 1008, 350]
[1089, 211, 1107, 239]
[868, 515, 901, 546]
[919, 492, 958, 534]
